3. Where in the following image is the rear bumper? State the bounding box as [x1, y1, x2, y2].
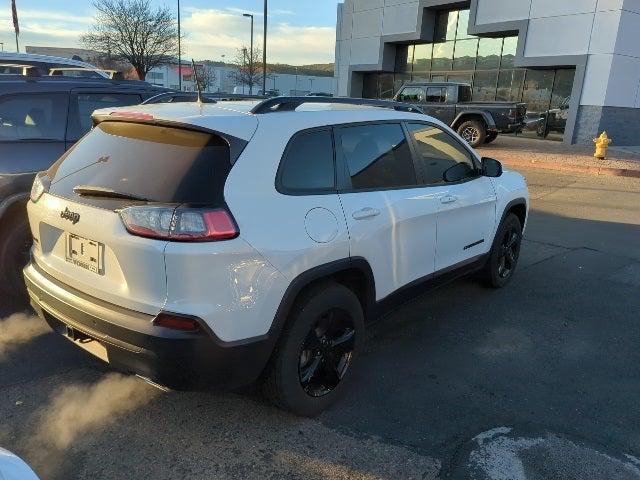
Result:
[24, 262, 275, 390]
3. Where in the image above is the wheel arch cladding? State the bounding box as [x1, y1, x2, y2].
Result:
[453, 112, 494, 130]
[270, 258, 376, 339]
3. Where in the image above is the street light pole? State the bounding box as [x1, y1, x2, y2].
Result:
[177, 0, 182, 91]
[242, 13, 254, 95]
[262, 0, 267, 95]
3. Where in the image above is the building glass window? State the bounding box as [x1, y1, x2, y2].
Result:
[472, 71, 498, 101]
[522, 69, 555, 115]
[476, 38, 503, 70]
[361, 7, 577, 141]
[432, 41, 454, 71]
[496, 69, 525, 102]
[435, 10, 458, 42]
[453, 39, 478, 71]
[501, 37, 518, 69]
[413, 44, 433, 74]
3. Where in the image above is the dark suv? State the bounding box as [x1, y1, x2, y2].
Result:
[0, 75, 167, 295]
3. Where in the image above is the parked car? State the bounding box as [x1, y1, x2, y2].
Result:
[0, 64, 39, 76]
[537, 96, 570, 138]
[394, 82, 526, 147]
[24, 96, 528, 416]
[0, 447, 40, 480]
[0, 75, 168, 295]
[0, 52, 108, 78]
[48, 67, 109, 79]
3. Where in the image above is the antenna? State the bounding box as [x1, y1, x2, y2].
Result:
[191, 59, 203, 104]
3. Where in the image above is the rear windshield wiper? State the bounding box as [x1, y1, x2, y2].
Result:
[73, 185, 153, 202]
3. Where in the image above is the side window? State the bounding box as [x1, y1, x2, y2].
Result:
[425, 87, 446, 103]
[406, 123, 477, 185]
[67, 93, 142, 141]
[397, 87, 425, 103]
[0, 93, 68, 142]
[338, 123, 417, 190]
[278, 129, 335, 193]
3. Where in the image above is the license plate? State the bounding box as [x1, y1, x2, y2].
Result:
[65, 233, 104, 275]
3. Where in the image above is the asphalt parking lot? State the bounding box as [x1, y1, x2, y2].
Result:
[1, 166, 639, 480]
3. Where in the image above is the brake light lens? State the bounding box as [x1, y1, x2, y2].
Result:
[110, 111, 154, 120]
[119, 206, 238, 242]
[30, 173, 50, 203]
[154, 312, 202, 332]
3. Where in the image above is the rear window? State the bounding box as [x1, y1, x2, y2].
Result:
[48, 122, 230, 205]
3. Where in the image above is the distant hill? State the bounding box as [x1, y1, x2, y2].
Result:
[268, 63, 335, 77]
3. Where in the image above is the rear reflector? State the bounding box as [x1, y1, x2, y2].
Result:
[154, 312, 203, 332]
[119, 206, 239, 242]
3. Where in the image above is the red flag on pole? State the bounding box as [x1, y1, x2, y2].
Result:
[12, 0, 20, 36]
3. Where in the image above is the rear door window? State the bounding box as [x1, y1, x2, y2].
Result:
[67, 92, 143, 141]
[0, 93, 68, 142]
[336, 123, 417, 190]
[48, 121, 231, 206]
[425, 87, 447, 103]
[278, 129, 335, 193]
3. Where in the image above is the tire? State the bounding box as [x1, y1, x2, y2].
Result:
[263, 282, 364, 416]
[0, 213, 32, 298]
[485, 132, 498, 144]
[457, 119, 487, 148]
[536, 120, 549, 138]
[482, 213, 523, 288]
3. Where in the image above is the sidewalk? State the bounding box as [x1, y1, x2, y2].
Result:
[479, 136, 640, 178]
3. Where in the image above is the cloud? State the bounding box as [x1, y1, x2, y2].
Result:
[182, 8, 335, 64]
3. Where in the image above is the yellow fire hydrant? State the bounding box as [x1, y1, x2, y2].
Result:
[593, 131, 612, 159]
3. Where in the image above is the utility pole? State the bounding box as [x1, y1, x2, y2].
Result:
[242, 13, 254, 94]
[262, 0, 267, 95]
[177, 0, 182, 91]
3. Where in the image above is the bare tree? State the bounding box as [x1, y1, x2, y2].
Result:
[81, 0, 178, 80]
[196, 63, 217, 92]
[229, 46, 265, 93]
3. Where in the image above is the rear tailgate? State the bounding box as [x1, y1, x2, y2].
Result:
[28, 194, 168, 315]
[27, 119, 239, 315]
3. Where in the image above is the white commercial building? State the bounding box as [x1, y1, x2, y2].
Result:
[335, 0, 640, 144]
[147, 63, 336, 96]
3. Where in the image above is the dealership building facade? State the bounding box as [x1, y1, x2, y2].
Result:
[335, 0, 640, 144]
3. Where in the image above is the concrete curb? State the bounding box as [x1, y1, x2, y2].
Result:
[500, 157, 640, 179]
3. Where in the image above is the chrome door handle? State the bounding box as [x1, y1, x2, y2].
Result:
[352, 207, 380, 220]
[440, 194, 457, 204]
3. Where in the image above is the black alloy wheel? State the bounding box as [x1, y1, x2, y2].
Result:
[298, 309, 355, 397]
[482, 213, 523, 288]
[497, 226, 521, 279]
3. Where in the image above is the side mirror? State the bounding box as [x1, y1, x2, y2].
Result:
[443, 162, 474, 183]
[482, 157, 503, 178]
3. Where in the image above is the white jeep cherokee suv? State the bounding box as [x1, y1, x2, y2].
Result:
[24, 97, 529, 416]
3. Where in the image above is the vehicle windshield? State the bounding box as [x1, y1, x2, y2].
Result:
[47, 121, 231, 205]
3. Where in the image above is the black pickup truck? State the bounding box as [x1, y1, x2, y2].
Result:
[394, 82, 526, 147]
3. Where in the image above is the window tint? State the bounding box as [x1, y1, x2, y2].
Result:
[426, 87, 446, 103]
[338, 123, 416, 190]
[406, 123, 477, 185]
[0, 93, 68, 141]
[68, 93, 142, 141]
[397, 87, 425, 103]
[279, 129, 335, 192]
[48, 122, 231, 205]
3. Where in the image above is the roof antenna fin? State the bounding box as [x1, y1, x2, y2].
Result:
[191, 59, 203, 104]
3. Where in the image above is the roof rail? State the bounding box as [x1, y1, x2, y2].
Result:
[250, 96, 424, 115]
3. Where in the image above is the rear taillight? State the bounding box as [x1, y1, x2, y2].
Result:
[30, 173, 50, 203]
[119, 206, 238, 242]
[154, 312, 203, 332]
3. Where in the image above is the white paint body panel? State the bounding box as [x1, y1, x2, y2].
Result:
[339, 187, 439, 300]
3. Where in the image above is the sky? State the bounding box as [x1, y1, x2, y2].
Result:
[0, 0, 341, 64]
